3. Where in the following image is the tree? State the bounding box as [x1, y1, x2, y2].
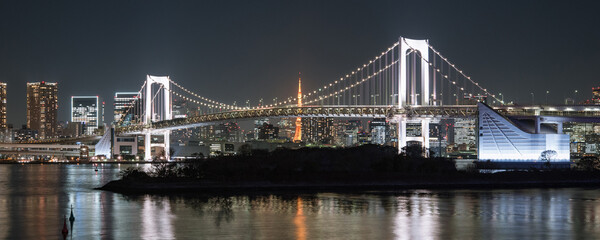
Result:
[238, 144, 252, 156]
[539, 150, 558, 169]
[401, 145, 425, 158]
[577, 156, 600, 171]
[539, 150, 557, 161]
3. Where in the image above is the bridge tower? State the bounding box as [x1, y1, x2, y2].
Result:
[144, 75, 172, 161]
[396, 37, 431, 153]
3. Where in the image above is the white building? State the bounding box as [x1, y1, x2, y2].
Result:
[478, 103, 570, 166]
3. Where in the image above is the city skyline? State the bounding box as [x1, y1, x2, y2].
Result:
[0, 1, 599, 126]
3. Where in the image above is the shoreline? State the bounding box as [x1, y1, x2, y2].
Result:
[0, 161, 159, 164]
[97, 176, 600, 194]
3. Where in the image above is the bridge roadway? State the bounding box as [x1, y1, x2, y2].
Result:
[116, 104, 600, 134]
[116, 105, 477, 134]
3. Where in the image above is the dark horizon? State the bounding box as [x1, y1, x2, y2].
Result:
[1, 0, 599, 126]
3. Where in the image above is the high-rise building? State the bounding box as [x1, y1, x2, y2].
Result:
[258, 122, 279, 140]
[0, 83, 6, 129]
[302, 117, 335, 144]
[71, 96, 103, 135]
[369, 118, 388, 145]
[592, 87, 600, 105]
[27, 82, 58, 138]
[113, 92, 140, 123]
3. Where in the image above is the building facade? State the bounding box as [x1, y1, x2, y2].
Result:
[71, 96, 103, 135]
[369, 118, 388, 145]
[0, 83, 6, 129]
[302, 117, 335, 144]
[27, 82, 58, 138]
[478, 103, 570, 167]
[113, 92, 140, 123]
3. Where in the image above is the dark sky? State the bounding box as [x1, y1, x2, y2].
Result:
[0, 0, 599, 126]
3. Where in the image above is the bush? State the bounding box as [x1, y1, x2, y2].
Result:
[121, 167, 150, 181]
[150, 163, 179, 178]
[577, 156, 600, 171]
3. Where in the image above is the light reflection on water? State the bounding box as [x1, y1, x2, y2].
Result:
[0, 164, 599, 239]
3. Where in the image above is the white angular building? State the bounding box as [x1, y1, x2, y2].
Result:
[477, 103, 570, 166]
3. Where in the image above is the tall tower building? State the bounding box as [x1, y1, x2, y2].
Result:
[27, 82, 58, 138]
[0, 83, 6, 129]
[293, 74, 302, 142]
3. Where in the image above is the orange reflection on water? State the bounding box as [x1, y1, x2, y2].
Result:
[294, 197, 306, 240]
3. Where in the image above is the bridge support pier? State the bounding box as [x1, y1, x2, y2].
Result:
[422, 118, 430, 157]
[145, 132, 151, 161]
[143, 131, 170, 161]
[164, 131, 170, 160]
[393, 116, 431, 157]
[397, 119, 407, 154]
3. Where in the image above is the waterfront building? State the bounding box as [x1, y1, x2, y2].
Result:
[113, 92, 140, 123]
[114, 136, 138, 156]
[71, 96, 103, 135]
[478, 103, 570, 168]
[26, 82, 58, 138]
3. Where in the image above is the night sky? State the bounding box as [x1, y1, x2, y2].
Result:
[0, 0, 599, 126]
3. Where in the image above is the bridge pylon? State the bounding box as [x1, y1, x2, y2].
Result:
[398, 37, 430, 108]
[395, 37, 431, 154]
[143, 75, 172, 161]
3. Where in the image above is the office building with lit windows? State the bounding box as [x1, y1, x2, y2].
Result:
[27, 82, 58, 138]
[71, 96, 103, 135]
[0, 82, 6, 129]
[113, 92, 140, 123]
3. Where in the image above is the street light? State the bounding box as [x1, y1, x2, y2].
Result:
[531, 92, 534, 105]
[371, 94, 379, 105]
[545, 91, 549, 105]
[574, 90, 578, 103]
[499, 93, 504, 104]
[353, 94, 360, 105]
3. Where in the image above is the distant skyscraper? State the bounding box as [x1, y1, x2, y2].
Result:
[0, 82, 6, 129]
[113, 92, 140, 123]
[593, 87, 600, 105]
[71, 96, 103, 134]
[302, 117, 334, 144]
[27, 82, 58, 138]
[369, 118, 387, 145]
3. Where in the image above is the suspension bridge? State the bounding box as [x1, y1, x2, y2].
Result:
[109, 36, 501, 160]
[110, 36, 599, 161]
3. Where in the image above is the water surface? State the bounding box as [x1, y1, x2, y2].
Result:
[0, 164, 599, 239]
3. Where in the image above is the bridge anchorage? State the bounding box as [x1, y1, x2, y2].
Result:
[114, 35, 585, 162]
